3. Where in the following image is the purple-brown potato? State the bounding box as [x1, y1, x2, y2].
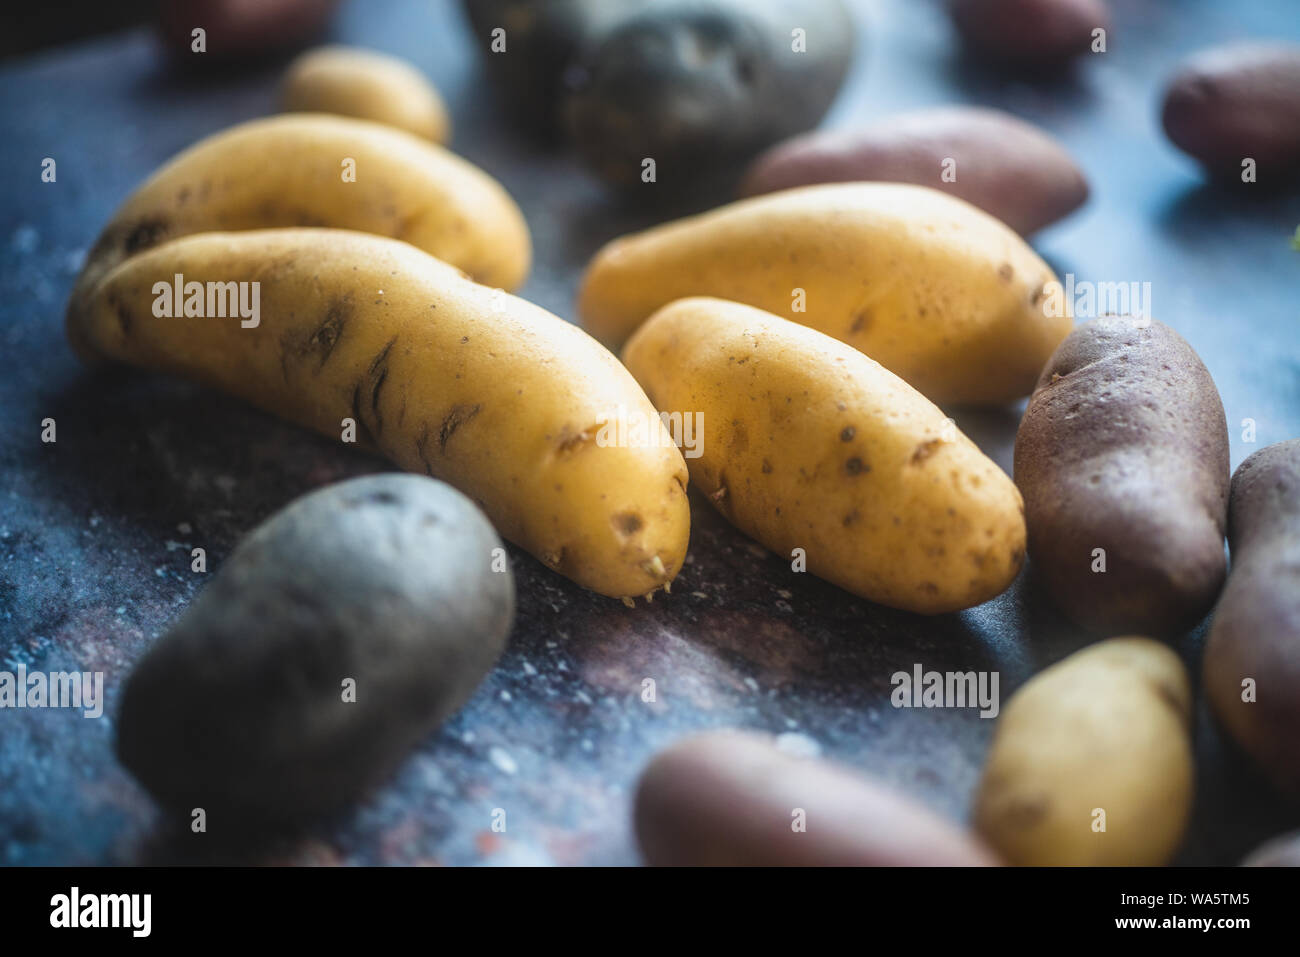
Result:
[948, 0, 1109, 67]
[1162, 43, 1300, 181]
[635, 731, 1000, 866]
[1014, 317, 1230, 635]
[1203, 440, 1300, 800]
[739, 107, 1088, 235]
[157, 0, 339, 59]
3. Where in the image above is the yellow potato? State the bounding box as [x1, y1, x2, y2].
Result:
[974, 637, 1194, 866]
[621, 297, 1025, 613]
[69, 228, 689, 600]
[68, 113, 529, 360]
[582, 183, 1069, 405]
[281, 46, 451, 143]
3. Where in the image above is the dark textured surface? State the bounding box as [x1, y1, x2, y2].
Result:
[1, 0, 1298, 866]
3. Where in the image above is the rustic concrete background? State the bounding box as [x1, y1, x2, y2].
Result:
[1, 0, 1298, 865]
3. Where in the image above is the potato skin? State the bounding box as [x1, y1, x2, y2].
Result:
[281, 46, 451, 143]
[739, 107, 1089, 236]
[157, 0, 339, 60]
[1203, 440, 1300, 799]
[117, 474, 514, 822]
[67, 113, 530, 357]
[636, 731, 1000, 866]
[1162, 43, 1300, 180]
[622, 298, 1025, 614]
[564, 0, 855, 187]
[948, 0, 1108, 66]
[460, 0, 640, 136]
[581, 183, 1069, 405]
[1014, 317, 1229, 636]
[71, 229, 689, 600]
[974, 638, 1194, 866]
[1243, 830, 1300, 866]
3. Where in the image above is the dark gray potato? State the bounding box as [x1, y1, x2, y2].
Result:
[634, 731, 1000, 865]
[1243, 829, 1300, 866]
[116, 474, 514, 823]
[460, 0, 638, 136]
[738, 106, 1089, 235]
[1014, 317, 1229, 636]
[948, 0, 1108, 67]
[564, 0, 855, 188]
[1162, 43, 1300, 181]
[1203, 440, 1300, 800]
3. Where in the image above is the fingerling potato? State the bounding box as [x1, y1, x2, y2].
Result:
[281, 46, 451, 143]
[69, 228, 689, 600]
[581, 182, 1069, 405]
[974, 637, 1194, 866]
[1014, 316, 1230, 635]
[622, 297, 1025, 613]
[1203, 439, 1300, 799]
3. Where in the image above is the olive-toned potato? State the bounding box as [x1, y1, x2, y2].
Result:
[1203, 440, 1300, 799]
[739, 106, 1089, 235]
[459, 0, 636, 135]
[1162, 43, 1300, 181]
[117, 474, 514, 821]
[1243, 830, 1300, 866]
[70, 229, 690, 600]
[1014, 317, 1229, 635]
[948, 0, 1109, 67]
[636, 731, 1000, 866]
[564, 0, 855, 187]
[281, 46, 451, 143]
[581, 182, 1069, 405]
[974, 638, 1194, 866]
[622, 298, 1026, 614]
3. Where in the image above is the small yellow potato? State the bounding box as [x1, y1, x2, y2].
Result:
[621, 297, 1025, 613]
[69, 228, 689, 600]
[974, 637, 1194, 866]
[581, 182, 1069, 405]
[281, 46, 451, 143]
[68, 113, 530, 360]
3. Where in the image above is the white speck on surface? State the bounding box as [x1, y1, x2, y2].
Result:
[744, 677, 760, 693]
[177, 522, 192, 534]
[488, 746, 518, 775]
[11, 225, 38, 253]
[521, 660, 537, 676]
[499, 690, 512, 702]
[775, 732, 821, 759]
[164, 540, 188, 552]
[154, 567, 167, 578]
[575, 690, 593, 705]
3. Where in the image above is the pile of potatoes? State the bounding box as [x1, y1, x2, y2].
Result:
[70, 21, 1300, 866]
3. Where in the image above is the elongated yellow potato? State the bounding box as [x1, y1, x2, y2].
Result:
[621, 297, 1025, 613]
[68, 114, 530, 360]
[582, 183, 1069, 405]
[281, 46, 452, 143]
[974, 637, 1194, 866]
[69, 228, 688, 599]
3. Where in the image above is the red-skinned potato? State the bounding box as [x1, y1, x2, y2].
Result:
[157, 0, 340, 59]
[739, 106, 1088, 235]
[1162, 43, 1300, 181]
[1203, 440, 1300, 800]
[635, 731, 999, 866]
[948, 0, 1109, 67]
